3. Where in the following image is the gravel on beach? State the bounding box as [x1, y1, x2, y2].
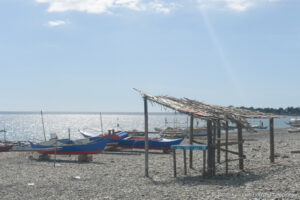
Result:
[0, 128, 299, 200]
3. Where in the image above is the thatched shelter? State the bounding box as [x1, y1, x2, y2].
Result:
[134, 89, 278, 177]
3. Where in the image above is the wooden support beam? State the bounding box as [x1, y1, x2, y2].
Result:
[237, 124, 244, 170]
[220, 148, 246, 158]
[212, 122, 216, 175]
[203, 150, 206, 176]
[225, 121, 229, 175]
[218, 141, 243, 146]
[207, 120, 213, 177]
[217, 120, 221, 164]
[213, 122, 216, 145]
[183, 150, 187, 175]
[270, 118, 275, 163]
[189, 114, 194, 169]
[144, 97, 149, 177]
[195, 138, 253, 142]
[192, 140, 206, 145]
[173, 150, 177, 177]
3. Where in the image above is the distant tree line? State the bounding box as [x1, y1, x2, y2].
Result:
[236, 106, 300, 115]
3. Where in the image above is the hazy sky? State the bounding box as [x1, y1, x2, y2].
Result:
[0, 0, 299, 112]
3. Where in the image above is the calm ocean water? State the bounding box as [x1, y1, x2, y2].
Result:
[0, 112, 295, 141]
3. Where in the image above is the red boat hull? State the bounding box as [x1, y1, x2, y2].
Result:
[37, 150, 104, 155]
[0, 145, 13, 152]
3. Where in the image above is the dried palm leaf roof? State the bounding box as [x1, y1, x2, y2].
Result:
[134, 89, 278, 128]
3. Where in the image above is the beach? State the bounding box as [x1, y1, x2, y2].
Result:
[0, 128, 299, 200]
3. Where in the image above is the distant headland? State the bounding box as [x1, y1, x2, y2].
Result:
[236, 106, 300, 116]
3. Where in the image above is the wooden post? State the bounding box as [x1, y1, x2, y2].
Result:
[225, 121, 229, 174]
[189, 114, 194, 169]
[144, 96, 149, 177]
[54, 139, 57, 167]
[237, 123, 244, 170]
[212, 122, 216, 175]
[183, 150, 187, 175]
[270, 118, 275, 163]
[203, 150, 206, 176]
[217, 120, 221, 164]
[207, 120, 213, 177]
[173, 150, 177, 177]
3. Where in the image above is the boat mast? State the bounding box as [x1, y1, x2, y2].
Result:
[4, 128, 6, 144]
[41, 110, 46, 141]
[100, 112, 104, 134]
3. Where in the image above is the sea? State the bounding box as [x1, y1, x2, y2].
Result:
[0, 112, 296, 142]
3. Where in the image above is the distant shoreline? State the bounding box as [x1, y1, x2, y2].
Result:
[0, 111, 176, 115]
[0, 111, 299, 116]
[237, 106, 300, 116]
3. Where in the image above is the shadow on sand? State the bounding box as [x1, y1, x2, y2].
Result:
[147, 170, 270, 187]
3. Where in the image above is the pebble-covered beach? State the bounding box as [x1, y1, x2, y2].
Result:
[0, 128, 299, 200]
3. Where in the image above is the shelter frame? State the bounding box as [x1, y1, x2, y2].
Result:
[135, 89, 278, 177]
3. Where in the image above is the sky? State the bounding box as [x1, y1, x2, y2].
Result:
[0, 0, 299, 112]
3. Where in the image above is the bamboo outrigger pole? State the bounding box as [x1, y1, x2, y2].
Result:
[41, 110, 46, 141]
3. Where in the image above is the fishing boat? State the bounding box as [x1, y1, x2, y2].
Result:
[251, 121, 268, 129]
[288, 128, 300, 133]
[0, 144, 13, 152]
[79, 127, 106, 138]
[29, 138, 108, 155]
[288, 118, 300, 127]
[80, 131, 184, 150]
[115, 136, 184, 150]
[0, 129, 13, 152]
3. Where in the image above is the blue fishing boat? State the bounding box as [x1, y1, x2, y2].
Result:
[80, 131, 184, 150]
[29, 138, 108, 155]
[116, 136, 184, 150]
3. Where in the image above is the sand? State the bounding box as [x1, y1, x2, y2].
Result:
[0, 128, 299, 200]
